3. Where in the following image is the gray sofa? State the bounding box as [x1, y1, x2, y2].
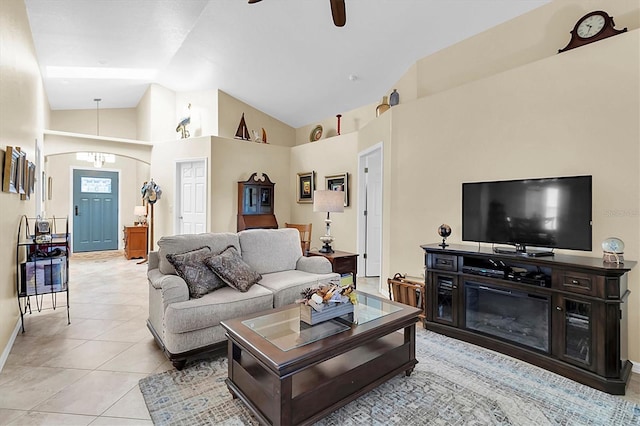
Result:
[147, 228, 338, 368]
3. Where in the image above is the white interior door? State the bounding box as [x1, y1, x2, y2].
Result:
[176, 159, 207, 234]
[358, 145, 383, 277]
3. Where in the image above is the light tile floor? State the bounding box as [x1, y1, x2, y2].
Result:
[0, 251, 163, 425]
[0, 251, 637, 425]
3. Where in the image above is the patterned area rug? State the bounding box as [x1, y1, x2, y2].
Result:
[139, 330, 640, 425]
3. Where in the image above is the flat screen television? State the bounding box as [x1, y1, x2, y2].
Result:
[462, 176, 592, 256]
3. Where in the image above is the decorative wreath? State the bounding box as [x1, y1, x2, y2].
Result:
[141, 180, 162, 205]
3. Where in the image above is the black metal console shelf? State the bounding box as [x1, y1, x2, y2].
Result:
[16, 215, 70, 332]
[421, 243, 636, 395]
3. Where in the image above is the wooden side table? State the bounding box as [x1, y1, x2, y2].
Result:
[123, 225, 148, 260]
[307, 249, 358, 285]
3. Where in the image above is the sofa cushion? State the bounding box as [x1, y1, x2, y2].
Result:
[158, 233, 240, 275]
[239, 228, 301, 274]
[205, 246, 262, 292]
[164, 285, 273, 334]
[166, 246, 229, 299]
[258, 270, 339, 308]
[296, 256, 334, 274]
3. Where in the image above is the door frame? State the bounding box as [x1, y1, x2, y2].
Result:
[174, 157, 208, 235]
[35, 138, 43, 217]
[69, 166, 122, 253]
[357, 142, 384, 280]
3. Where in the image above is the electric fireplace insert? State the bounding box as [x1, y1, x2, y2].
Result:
[464, 281, 550, 353]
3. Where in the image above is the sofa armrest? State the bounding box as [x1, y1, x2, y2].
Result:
[148, 268, 189, 306]
[296, 256, 333, 274]
[148, 251, 160, 271]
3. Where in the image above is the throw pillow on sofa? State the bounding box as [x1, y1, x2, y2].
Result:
[166, 246, 227, 298]
[205, 245, 262, 292]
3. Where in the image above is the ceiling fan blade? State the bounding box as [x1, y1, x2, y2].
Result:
[248, 0, 262, 4]
[330, 0, 346, 27]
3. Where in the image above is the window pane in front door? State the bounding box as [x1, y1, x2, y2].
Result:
[81, 177, 112, 193]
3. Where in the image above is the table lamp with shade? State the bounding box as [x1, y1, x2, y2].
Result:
[313, 190, 344, 253]
[134, 205, 147, 225]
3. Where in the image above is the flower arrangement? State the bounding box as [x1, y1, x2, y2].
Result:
[298, 282, 356, 313]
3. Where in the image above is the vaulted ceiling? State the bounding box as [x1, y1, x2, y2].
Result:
[25, 0, 550, 128]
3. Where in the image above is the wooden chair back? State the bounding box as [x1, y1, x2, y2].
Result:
[387, 274, 426, 326]
[285, 223, 312, 254]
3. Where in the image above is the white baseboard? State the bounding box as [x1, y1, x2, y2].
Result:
[0, 319, 21, 373]
[631, 359, 640, 375]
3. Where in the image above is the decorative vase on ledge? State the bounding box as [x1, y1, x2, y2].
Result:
[390, 89, 399, 106]
[376, 96, 390, 117]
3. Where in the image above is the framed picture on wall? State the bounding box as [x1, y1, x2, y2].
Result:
[21, 161, 36, 201]
[325, 173, 349, 207]
[297, 171, 315, 204]
[30, 162, 36, 195]
[2, 146, 19, 194]
[17, 149, 26, 195]
[20, 161, 31, 200]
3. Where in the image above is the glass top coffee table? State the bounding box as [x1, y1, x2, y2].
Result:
[221, 291, 421, 426]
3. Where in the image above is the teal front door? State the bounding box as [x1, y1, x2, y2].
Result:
[73, 169, 119, 252]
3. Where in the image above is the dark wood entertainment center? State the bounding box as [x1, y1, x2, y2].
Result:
[421, 243, 636, 395]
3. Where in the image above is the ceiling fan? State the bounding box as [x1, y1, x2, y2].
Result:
[248, 0, 346, 27]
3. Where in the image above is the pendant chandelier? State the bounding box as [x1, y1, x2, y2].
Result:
[93, 152, 105, 168]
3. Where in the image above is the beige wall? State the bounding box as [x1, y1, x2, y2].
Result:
[289, 133, 359, 253]
[149, 136, 291, 247]
[41, 133, 152, 239]
[148, 136, 212, 248]
[293, 0, 640, 364]
[50, 108, 137, 140]
[175, 90, 218, 139]
[3, 0, 639, 370]
[387, 30, 640, 359]
[217, 90, 296, 147]
[356, 111, 392, 279]
[137, 84, 176, 142]
[44, 133, 152, 163]
[210, 137, 291, 232]
[137, 86, 153, 142]
[416, 0, 639, 98]
[148, 126, 359, 258]
[0, 0, 48, 365]
[138, 86, 292, 144]
[295, 101, 378, 147]
[389, 63, 418, 107]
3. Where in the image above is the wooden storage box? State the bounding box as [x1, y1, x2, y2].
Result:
[300, 302, 354, 325]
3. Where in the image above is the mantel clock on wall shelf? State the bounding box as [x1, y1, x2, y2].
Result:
[558, 10, 627, 53]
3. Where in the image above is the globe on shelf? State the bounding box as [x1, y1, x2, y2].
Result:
[438, 224, 451, 248]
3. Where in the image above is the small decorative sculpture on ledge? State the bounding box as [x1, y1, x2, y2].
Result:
[438, 224, 451, 248]
[235, 113, 250, 141]
[176, 103, 191, 139]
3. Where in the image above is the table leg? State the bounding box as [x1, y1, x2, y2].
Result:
[405, 323, 416, 377]
[226, 381, 238, 399]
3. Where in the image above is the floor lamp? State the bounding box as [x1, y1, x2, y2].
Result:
[137, 202, 155, 264]
[149, 202, 155, 251]
[141, 179, 162, 259]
